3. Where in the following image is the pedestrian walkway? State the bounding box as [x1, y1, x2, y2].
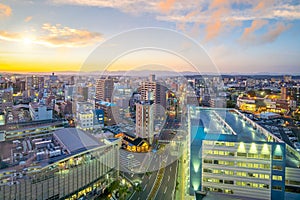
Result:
[120, 150, 141, 170]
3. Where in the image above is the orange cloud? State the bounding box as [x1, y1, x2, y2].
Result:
[210, 0, 230, 9]
[0, 24, 102, 47]
[0, 3, 11, 17]
[24, 16, 33, 22]
[240, 22, 291, 45]
[41, 23, 102, 47]
[205, 7, 230, 41]
[0, 31, 22, 42]
[158, 0, 176, 13]
[241, 19, 268, 40]
[260, 22, 291, 44]
[253, 0, 274, 11]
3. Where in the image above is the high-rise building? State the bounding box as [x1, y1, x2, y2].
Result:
[139, 76, 166, 111]
[187, 107, 300, 200]
[96, 77, 114, 102]
[26, 76, 44, 90]
[281, 86, 288, 100]
[64, 85, 75, 101]
[77, 86, 89, 101]
[0, 88, 13, 111]
[291, 85, 300, 107]
[13, 78, 25, 94]
[149, 74, 156, 82]
[135, 101, 154, 143]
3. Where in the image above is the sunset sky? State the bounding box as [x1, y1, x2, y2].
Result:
[0, 0, 300, 73]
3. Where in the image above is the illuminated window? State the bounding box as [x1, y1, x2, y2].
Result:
[226, 142, 235, 147]
[236, 172, 247, 177]
[204, 150, 213, 155]
[229, 161, 234, 166]
[204, 141, 214, 145]
[224, 189, 234, 194]
[261, 164, 270, 169]
[259, 174, 270, 179]
[224, 170, 234, 175]
[253, 163, 259, 168]
[273, 175, 282, 181]
[260, 154, 270, 159]
[248, 153, 259, 158]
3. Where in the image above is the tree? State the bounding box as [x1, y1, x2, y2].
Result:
[134, 184, 142, 193]
[107, 180, 120, 193]
[226, 100, 236, 108]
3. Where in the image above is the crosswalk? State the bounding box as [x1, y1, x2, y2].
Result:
[119, 150, 141, 169]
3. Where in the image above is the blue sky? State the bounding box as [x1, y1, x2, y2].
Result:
[0, 0, 300, 73]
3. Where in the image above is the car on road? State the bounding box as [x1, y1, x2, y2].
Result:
[294, 142, 300, 151]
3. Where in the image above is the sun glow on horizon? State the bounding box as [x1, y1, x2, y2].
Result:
[23, 37, 34, 45]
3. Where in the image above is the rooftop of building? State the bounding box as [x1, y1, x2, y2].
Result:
[53, 128, 104, 154]
[190, 108, 265, 142]
[95, 100, 116, 107]
[189, 107, 300, 168]
[123, 136, 148, 147]
[29, 101, 52, 109]
[0, 119, 66, 131]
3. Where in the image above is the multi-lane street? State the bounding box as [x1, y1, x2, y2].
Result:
[128, 160, 178, 200]
[154, 160, 178, 200]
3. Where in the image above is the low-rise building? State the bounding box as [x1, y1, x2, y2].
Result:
[29, 102, 53, 121]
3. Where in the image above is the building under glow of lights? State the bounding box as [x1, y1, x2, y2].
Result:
[188, 107, 300, 200]
[0, 129, 119, 200]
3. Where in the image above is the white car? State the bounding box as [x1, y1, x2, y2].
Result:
[294, 142, 300, 151]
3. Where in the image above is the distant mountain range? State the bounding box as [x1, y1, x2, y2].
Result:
[1, 70, 300, 77]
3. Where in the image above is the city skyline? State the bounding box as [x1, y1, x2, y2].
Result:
[0, 0, 300, 73]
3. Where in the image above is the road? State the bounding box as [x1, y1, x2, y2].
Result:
[127, 153, 178, 200]
[128, 170, 158, 200]
[154, 160, 178, 200]
[127, 105, 183, 199]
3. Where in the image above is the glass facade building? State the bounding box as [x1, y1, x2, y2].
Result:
[188, 107, 300, 200]
[0, 143, 119, 200]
